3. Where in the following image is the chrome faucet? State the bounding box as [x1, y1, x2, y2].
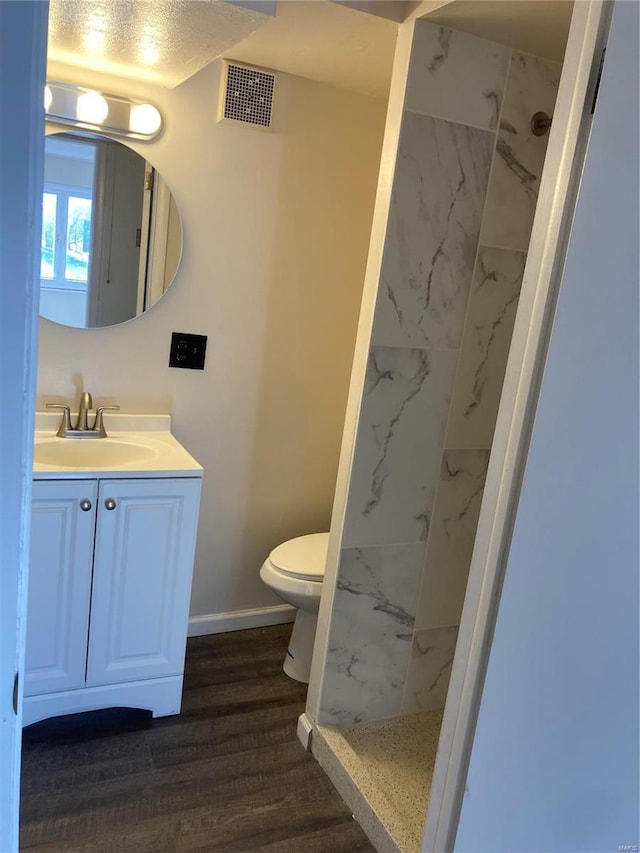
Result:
[46, 392, 119, 438]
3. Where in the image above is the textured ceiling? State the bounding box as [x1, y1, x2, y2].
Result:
[48, 0, 275, 88]
[228, 1, 398, 98]
[46, 0, 572, 99]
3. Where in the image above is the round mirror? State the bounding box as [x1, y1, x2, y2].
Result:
[40, 132, 182, 328]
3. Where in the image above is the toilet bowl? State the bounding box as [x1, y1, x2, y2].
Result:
[260, 532, 328, 683]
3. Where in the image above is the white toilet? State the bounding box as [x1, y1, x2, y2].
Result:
[260, 532, 328, 683]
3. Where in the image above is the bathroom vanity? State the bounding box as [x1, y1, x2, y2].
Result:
[23, 413, 202, 726]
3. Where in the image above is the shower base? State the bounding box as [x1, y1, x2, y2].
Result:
[311, 709, 443, 853]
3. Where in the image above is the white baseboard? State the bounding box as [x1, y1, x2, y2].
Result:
[188, 604, 296, 637]
[297, 712, 314, 750]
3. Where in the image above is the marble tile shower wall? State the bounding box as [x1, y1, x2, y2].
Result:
[405, 45, 562, 716]
[318, 21, 561, 725]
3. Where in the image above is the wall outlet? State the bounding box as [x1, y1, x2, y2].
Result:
[169, 332, 207, 370]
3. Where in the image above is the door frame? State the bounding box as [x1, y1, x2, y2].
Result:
[0, 0, 616, 848]
[421, 2, 613, 848]
[0, 2, 48, 848]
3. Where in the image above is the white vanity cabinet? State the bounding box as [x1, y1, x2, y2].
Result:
[24, 480, 97, 697]
[23, 475, 201, 726]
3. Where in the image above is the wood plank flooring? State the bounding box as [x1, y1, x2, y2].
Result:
[20, 625, 375, 852]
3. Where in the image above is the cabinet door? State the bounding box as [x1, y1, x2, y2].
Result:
[86, 478, 201, 686]
[24, 480, 97, 696]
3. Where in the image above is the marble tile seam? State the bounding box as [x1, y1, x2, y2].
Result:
[441, 444, 493, 452]
[400, 105, 501, 137]
[508, 47, 563, 69]
[475, 242, 529, 256]
[412, 619, 460, 633]
[412, 18, 513, 55]
[476, 237, 532, 254]
[365, 342, 460, 354]
[338, 540, 429, 552]
[398, 617, 424, 718]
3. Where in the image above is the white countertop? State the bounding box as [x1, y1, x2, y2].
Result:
[33, 413, 203, 480]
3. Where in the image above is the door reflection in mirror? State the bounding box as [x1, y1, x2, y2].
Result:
[40, 132, 182, 329]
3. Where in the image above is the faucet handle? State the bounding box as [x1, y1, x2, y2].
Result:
[93, 405, 120, 438]
[46, 403, 72, 437]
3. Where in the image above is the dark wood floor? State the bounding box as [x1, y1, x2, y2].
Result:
[20, 624, 374, 852]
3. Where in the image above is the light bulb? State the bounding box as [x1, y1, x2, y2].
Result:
[76, 91, 108, 124]
[129, 103, 162, 136]
[44, 85, 52, 111]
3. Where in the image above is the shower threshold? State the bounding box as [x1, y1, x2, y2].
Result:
[311, 709, 443, 853]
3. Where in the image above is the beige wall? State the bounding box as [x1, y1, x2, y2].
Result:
[38, 59, 387, 622]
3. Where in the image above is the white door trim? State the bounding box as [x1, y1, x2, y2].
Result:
[0, 2, 48, 848]
[421, 3, 613, 850]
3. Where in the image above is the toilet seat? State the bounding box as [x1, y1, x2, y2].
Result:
[268, 532, 329, 580]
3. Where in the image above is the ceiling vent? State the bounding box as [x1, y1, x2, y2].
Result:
[219, 61, 276, 129]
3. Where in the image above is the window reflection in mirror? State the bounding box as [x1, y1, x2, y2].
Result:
[40, 133, 182, 329]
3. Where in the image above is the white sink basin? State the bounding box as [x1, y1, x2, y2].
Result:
[34, 438, 160, 469]
[33, 413, 203, 478]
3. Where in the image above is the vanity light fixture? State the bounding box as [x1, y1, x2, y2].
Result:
[44, 81, 163, 141]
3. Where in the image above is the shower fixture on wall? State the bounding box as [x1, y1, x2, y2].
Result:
[531, 111, 553, 136]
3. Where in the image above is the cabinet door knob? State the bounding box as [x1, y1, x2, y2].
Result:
[79, 499, 92, 512]
[104, 498, 117, 511]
